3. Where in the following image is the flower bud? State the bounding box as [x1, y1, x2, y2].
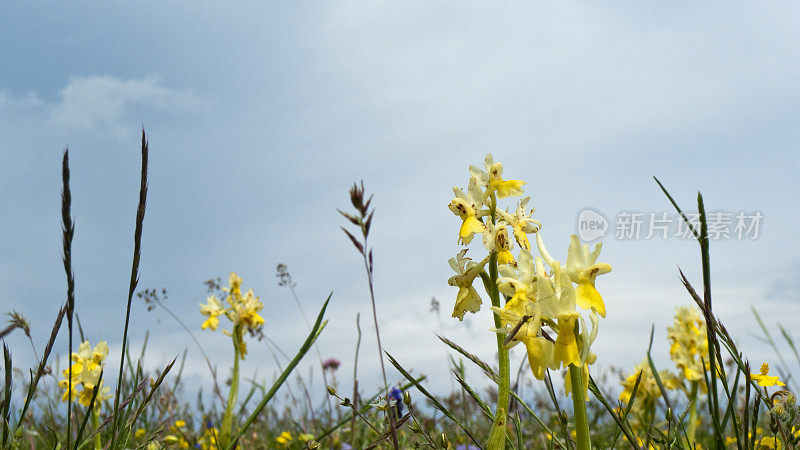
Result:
[439, 433, 450, 449]
[326, 385, 336, 396]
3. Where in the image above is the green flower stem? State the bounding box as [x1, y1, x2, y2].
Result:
[487, 192, 510, 450]
[687, 380, 699, 446]
[92, 407, 101, 450]
[569, 364, 592, 450]
[220, 327, 242, 446]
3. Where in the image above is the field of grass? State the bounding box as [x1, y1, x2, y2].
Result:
[2, 132, 797, 450]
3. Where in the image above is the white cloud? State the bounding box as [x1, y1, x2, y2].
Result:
[48, 75, 203, 138]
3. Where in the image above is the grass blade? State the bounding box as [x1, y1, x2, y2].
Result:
[385, 351, 484, 450]
[2, 344, 11, 447]
[226, 293, 332, 449]
[74, 370, 103, 447]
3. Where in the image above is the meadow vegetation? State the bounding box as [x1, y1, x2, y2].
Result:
[1, 132, 797, 449]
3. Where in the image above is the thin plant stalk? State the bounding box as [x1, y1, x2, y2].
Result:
[110, 130, 148, 450]
[220, 326, 241, 446]
[61, 149, 76, 449]
[569, 365, 591, 450]
[339, 182, 399, 449]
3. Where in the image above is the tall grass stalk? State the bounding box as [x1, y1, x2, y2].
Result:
[110, 129, 149, 449]
[61, 149, 76, 448]
[339, 182, 399, 449]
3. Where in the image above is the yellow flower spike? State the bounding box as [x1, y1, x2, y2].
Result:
[523, 336, 556, 380]
[667, 306, 708, 384]
[752, 363, 785, 387]
[553, 312, 581, 369]
[174, 420, 186, 428]
[135, 428, 146, 439]
[448, 250, 490, 321]
[59, 340, 111, 409]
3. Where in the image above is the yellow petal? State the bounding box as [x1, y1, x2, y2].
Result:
[554, 314, 581, 369]
[576, 282, 606, 318]
[524, 337, 555, 380]
[452, 286, 481, 321]
[497, 250, 515, 266]
[202, 316, 220, 331]
[491, 179, 526, 198]
[458, 215, 484, 244]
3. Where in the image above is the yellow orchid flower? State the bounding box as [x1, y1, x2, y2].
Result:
[233, 289, 265, 329]
[497, 196, 540, 250]
[448, 250, 490, 321]
[448, 177, 486, 245]
[469, 154, 525, 199]
[538, 233, 611, 318]
[199, 295, 225, 330]
[483, 220, 515, 266]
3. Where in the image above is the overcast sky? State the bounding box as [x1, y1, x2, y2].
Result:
[2, 2, 800, 406]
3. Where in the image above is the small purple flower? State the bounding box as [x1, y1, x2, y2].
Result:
[455, 446, 480, 450]
[389, 387, 403, 417]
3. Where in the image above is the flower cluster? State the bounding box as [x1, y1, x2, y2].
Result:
[58, 340, 111, 408]
[667, 306, 709, 384]
[199, 272, 264, 358]
[447, 154, 611, 388]
[619, 360, 677, 427]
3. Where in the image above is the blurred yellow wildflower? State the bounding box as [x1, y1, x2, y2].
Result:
[200, 295, 224, 330]
[619, 361, 676, 429]
[198, 426, 220, 450]
[667, 306, 708, 383]
[276, 431, 293, 446]
[752, 363, 785, 387]
[58, 340, 112, 408]
[200, 272, 264, 359]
